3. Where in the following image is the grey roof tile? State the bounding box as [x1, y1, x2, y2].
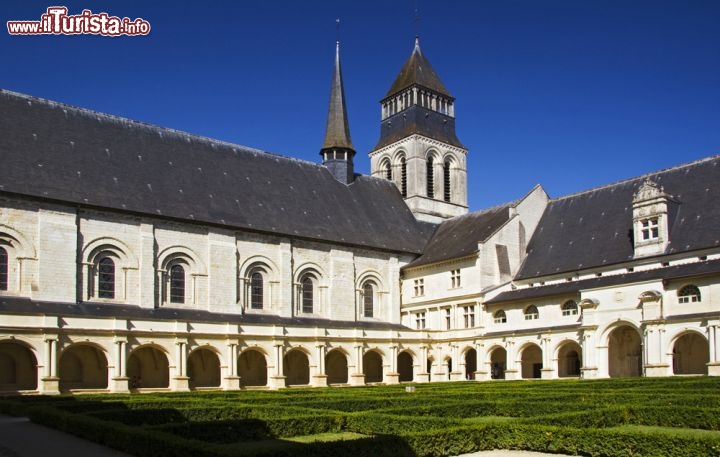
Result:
[0, 89, 430, 254]
[516, 156, 720, 280]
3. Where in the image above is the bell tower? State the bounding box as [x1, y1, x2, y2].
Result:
[369, 37, 468, 223]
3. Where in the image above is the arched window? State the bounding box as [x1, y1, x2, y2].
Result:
[493, 310, 507, 324]
[383, 160, 392, 180]
[250, 271, 264, 309]
[301, 274, 314, 314]
[97, 257, 115, 299]
[169, 264, 185, 304]
[524, 305, 539, 320]
[678, 285, 701, 303]
[0, 247, 7, 291]
[363, 281, 375, 318]
[400, 157, 407, 198]
[561, 300, 578, 316]
[426, 157, 434, 198]
[443, 160, 451, 202]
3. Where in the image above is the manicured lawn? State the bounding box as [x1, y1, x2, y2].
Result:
[2, 377, 720, 456]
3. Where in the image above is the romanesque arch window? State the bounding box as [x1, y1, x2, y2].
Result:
[382, 159, 392, 180]
[250, 271, 264, 309]
[678, 285, 701, 304]
[524, 305, 539, 320]
[169, 264, 186, 304]
[0, 247, 7, 291]
[301, 273, 315, 314]
[561, 300, 578, 316]
[400, 157, 407, 198]
[443, 160, 451, 202]
[97, 256, 115, 299]
[426, 157, 434, 198]
[363, 281, 375, 318]
[493, 309, 507, 324]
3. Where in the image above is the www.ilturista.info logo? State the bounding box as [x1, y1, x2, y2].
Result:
[7, 7, 151, 36]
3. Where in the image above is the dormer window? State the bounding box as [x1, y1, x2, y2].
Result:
[640, 217, 659, 241]
[632, 179, 670, 258]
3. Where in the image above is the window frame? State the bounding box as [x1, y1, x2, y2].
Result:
[493, 309, 507, 324]
[524, 305, 539, 321]
[413, 278, 425, 297]
[97, 256, 116, 299]
[0, 246, 7, 291]
[362, 281, 375, 318]
[678, 285, 701, 304]
[561, 300, 578, 316]
[463, 305, 475, 328]
[415, 311, 426, 330]
[169, 263, 186, 304]
[300, 274, 315, 314]
[640, 217, 660, 241]
[250, 270, 264, 310]
[450, 269, 461, 288]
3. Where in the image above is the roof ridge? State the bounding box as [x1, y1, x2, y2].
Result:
[550, 154, 720, 202]
[0, 88, 324, 169]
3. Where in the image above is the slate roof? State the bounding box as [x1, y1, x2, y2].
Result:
[321, 42, 354, 152]
[488, 258, 720, 305]
[516, 156, 720, 280]
[385, 38, 452, 99]
[0, 296, 408, 331]
[403, 202, 514, 269]
[373, 104, 465, 150]
[0, 89, 432, 254]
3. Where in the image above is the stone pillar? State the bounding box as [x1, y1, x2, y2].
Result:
[541, 336, 554, 379]
[504, 340, 518, 380]
[110, 340, 129, 392]
[268, 342, 286, 389]
[40, 337, 60, 394]
[416, 345, 430, 383]
[349, 344, 365, 385]
[707, 324, 720, 376]
[385, 345, 400, 384]
[312, 344, 328, 387]
[580, 328, 598, 379]
[644, 324, 670, 377]
[474, 342, 488, 380]
[224, 342, 241, 390]
[450, 345, 463, 381]
[172, 341, 190, 391]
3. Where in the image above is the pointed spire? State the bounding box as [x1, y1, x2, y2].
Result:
[321, 40, 355, 152]
[385, 37, 451, 98]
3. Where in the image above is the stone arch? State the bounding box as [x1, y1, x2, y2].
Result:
[363, 350, 383, 383]
[158, 246, 206, 306]
[607, 324, 642, 378]
[127, 345, 170, 389]
[463, 347, 477, 380]
[82, 237, 138, 302]
[397, 350, 413, 382]
[325, 349, 348, 385]
[284, 348, 310, 386]
[488, 345, 507, 379]
[556, 340, 582, 378]
[240, 257, 278, 311]
[59, 343, 108, 390]
[0, 340, 37, 391]
[520, 343, 542, 379]
[378, 156, 392, 180]
[238, 348, 267, 387]
[82, 237, 138, 268]
[0, 224, 36, 258]
[187, 347, 221, 388]
[671, 331, 709, 375]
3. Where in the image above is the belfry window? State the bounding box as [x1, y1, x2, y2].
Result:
[169, 264, 185, 304]
[426, 157, 434, 198]
[400, 157, 407, 198]
[678, 285, 701, 303]
[97, 257, 115, 299]
[384, 160, 392, 180]
[443, 160, 451, 202]
[0, 247, 7, 291]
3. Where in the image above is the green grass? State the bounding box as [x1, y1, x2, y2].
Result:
[3, 377, 720, 456]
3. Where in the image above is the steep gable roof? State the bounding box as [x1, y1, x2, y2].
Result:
[0, 89, 431, 254]
[403, 202, 514, 269]
[516, 156, 720, 280]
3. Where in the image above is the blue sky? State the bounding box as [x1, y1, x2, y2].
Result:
[3, 1, 719, 211]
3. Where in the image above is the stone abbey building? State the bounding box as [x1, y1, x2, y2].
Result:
[1, 38, 719, 393]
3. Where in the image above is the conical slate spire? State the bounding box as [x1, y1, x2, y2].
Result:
[321, 41, 355, 152]
[385, 37, 451, 98]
